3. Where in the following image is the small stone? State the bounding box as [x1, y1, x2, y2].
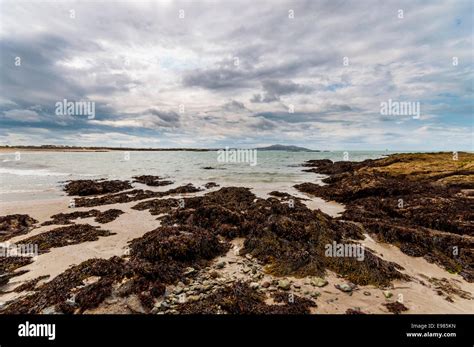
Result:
[383, 290, 393, 299]
[187, 295, 200, 303]
[245, 254, 253, 260]
[41, 306, 58, 315]
[184, 267, 196, 275]
[116, 280, 134, 297]
[278, 279, 291, 291]
[261, 281, 271, 288]
[310, 277, 328, 288]
[82, 276, 101, 286]
[126, 295, 146, 314]
[311, 292, 321, 298]
[293, 283, 301, 289]
[215, 261, 226, 269]
[249, 282, 260, 289]
[105, 297, 118, 305]
[336, 283, 353, 293]
[363, 291, 371, 296]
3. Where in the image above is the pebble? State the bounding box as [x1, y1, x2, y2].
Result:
[310, 277, 328, 288]
[184, 267, 196, 275]
[278, 280, 291, 291]
[335, 283, 354, 293]
[82, 276, 101, 286]
[363, 291, 371, 296]
[250, 282, 260, 289]
[383, 290, 393, 299]
[215, 261, 226, 269]
[126, 295, 146, 314]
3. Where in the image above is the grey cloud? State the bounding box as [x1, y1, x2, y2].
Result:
[251, 80, 314, 103]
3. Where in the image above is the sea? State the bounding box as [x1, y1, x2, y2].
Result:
[0, 150, 395, 202]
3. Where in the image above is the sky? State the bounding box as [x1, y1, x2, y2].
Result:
[0, 0, 472, 150]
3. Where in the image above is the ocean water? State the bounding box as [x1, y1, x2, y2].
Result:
[0, 150, 393, 202]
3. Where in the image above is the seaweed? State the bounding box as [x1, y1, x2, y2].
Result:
[14, 275, 50, 293]
[383, 302, 409, 314]
[133, 175, 174, 187]
[296, 152, 474, 282]
[42, 209, 124, 225]
[64, 179, 132, 196]
[0, 214, 38, 241]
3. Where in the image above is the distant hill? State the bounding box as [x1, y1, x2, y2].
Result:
[255, 144, 319, 152]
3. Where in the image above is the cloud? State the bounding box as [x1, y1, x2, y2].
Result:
[251, 80, 314, 103]
[0, 0, 471, 150]
[2, 109, 41, 122]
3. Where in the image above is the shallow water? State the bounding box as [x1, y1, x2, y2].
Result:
[0, 150, 393, 202]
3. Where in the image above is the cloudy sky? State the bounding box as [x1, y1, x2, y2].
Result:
[0, 0, 472, 150]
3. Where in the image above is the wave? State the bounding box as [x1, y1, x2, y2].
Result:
[0, 168, 71, 177]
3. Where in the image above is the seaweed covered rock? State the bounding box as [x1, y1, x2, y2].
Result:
[0, 257, 32, 287]
[73, 184, 202, 207]
[64, 179, 132, 196]
[129, 225, 229, 263]
[157, 187, 406, 285]
[0, 214, 38, 242]
[42, 209, 124, 225]
[295, 152, 474, 282]
[133, 175, 174, 187]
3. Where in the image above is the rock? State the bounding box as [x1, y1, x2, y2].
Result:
[383, 290, 393, 299]
[215, 261, 226, 269]
[116, 279, 134, 297]
[310, 292, 321, 298]
[245, 254, 253, 260]
[174, 287, 184, 295]
[126, 295, 146, 314]
[249, 282, 260, 289]
[363, 291, 371, 296]
[184, 267, 196, 275]
[335, 283, 354, 293]
[159, 301, 170, 309]
[41, 306, 59, 314]
[261, 281, 271, 288]
[82, 276, 101, 286]
[293, 283, 301, 289]
[310, 277, 328, 288]
[105, 297, 118, 305]
[278, 280, 291, 291]
[187, 295, 200, 303]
